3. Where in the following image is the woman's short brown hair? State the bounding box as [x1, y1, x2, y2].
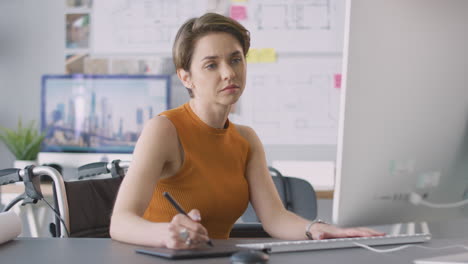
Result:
[172, 13, 250, 97]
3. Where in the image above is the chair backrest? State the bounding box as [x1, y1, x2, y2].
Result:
[51, 161, 127, 238]
[240, 167, 317, 222]
[63, 177, 122, 237]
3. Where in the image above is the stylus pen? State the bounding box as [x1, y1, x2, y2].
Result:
[163, 192, 214, 247]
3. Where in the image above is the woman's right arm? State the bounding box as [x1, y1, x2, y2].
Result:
[109, 116, 209, 248]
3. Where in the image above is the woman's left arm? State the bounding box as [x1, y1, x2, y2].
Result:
[238, 125, 384, 240]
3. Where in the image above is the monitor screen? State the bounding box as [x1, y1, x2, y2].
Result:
[333, 0, 468, 227]
[39, 75, 170, 167]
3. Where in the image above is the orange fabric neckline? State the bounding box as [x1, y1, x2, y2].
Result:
[183, 103, 231, 135]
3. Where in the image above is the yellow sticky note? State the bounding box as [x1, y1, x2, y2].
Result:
[259, 48, 277, 63]
[246, 48, 260, 63]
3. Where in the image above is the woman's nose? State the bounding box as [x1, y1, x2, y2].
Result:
[221, 64, 235, 80]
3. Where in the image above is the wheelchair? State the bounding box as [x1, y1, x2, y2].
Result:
[0, 160, 128, 238]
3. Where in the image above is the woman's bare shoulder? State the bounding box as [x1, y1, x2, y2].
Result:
[133, 115, 178, 158]
[146, 115, 175, 131]
[233, 123, 261, 147]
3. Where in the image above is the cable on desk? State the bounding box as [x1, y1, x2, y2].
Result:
[354, 242, 468, 253]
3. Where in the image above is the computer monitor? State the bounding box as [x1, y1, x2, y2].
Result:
[333, 0, 468, 227]
[39, 74, 171, 167]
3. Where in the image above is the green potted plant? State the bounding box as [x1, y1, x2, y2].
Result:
[0, 119, 45, 168]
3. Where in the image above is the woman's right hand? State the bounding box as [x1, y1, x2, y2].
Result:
[164, 209, 210, 249]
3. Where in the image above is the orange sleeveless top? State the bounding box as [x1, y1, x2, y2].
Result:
[143, 103, 250, 239]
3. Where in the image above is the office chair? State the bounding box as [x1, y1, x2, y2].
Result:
[230, 167, 318, 238]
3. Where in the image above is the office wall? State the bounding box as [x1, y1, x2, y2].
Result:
[0, 0, 64, 169]
[0, 0, 337, 170]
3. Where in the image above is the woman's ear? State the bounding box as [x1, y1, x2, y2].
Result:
[177, 68, 193, 88]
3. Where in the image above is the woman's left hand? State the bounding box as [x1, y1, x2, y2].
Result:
[308, 222, 385, 240]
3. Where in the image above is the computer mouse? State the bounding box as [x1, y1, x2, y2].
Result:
[230, 250, 269, 264]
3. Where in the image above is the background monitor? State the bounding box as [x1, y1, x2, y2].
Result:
[333, 0, 468, 227]
[39, 74, 171, 168]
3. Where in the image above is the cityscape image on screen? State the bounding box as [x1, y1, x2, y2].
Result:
[41, 75, 170, 153]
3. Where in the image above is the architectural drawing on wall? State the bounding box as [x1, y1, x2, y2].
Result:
[239, 0, 345, 52]
[256, 0, 330, 30]
[296, 0, 331, 30]
[89, 0, 346, 147]
[92, 0, 343, 54]
[92, 0, 210, 54]
[233, 57, 341, 145]
[207, 0, 230, 14]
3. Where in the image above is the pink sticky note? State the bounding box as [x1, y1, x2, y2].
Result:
[230, 5, 247, 20]
[334, 74, 342, 89]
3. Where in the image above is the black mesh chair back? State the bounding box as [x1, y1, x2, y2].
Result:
[241, 167, 318, 222]
[231, 167, 317, 237]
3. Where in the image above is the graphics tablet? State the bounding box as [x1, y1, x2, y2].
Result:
[136, 246, 244, 260]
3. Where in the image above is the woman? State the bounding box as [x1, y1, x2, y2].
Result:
[110, 13, 383, 249]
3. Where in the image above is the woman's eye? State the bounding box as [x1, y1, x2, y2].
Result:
[232, 58, 242, 64]
[206, 63, 216, 69]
